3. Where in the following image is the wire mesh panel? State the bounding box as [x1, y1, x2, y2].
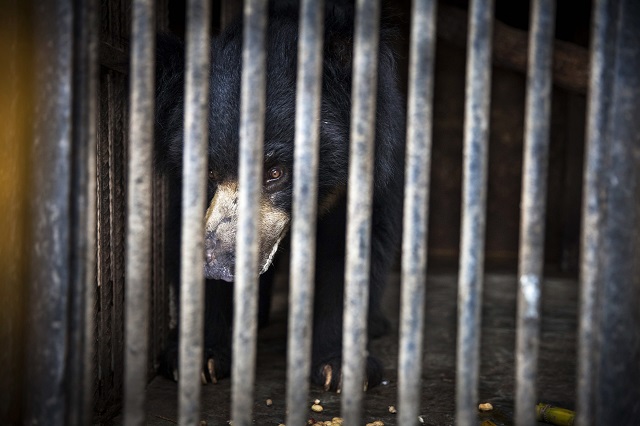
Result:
[96, 68, 128, 422]
[95, 1, 169, 422]
[94, 1, 132, 420]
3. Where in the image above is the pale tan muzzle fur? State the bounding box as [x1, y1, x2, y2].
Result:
[203, 181, 290, 280]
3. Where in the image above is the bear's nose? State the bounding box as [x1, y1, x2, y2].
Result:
[205, 249, 215, 264]
[204, 232, 220, 265]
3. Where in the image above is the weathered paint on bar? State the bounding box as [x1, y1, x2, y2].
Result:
[26, 0, 74, 424]
[397, 0, 437, 424]
[124, 1, 155, 425]
[576, 0, 619, 424]
[286, 1, 324, 425]
[514, 1, 555, 424]
[178, 0, 211, 424]
[341, 0, 380, 424]
[68, 0, 99, 424]
[456, 0, 493, 424]
[231, 1, 268, 425]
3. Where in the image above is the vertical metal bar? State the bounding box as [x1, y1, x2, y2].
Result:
[576, 0, 619, 424]
[67, 0, 99, 424]
[514, 1, 555, 425]
[124, 0, 155, 425]
[25, 0, 73, 424]
[397, 0, 437, 424]
[179, 0, 211, 424]
[341, 0, 380, 424]
[285, 1, 324, 425]
[231, 1, 267, 425]
[593, 0, 640, 424]
[455, 0, 493, 424]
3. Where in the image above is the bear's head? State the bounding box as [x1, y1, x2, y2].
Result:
[155, 3, 402, 282]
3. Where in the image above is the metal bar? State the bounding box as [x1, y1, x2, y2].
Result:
[285, 1, 324, 425]
[179, 0, 211, 424]
[231, 1, 268, 425]
[576, 0, 619, 424]
[514, 1, 555, 425]
[397, 0, 437, 424]
[123, 0, 155, 424]
[341, 0, 380, 424]
[455, 0, 493, 424]
[25, 0, 74, 424]
[67, 0, 99, 424]
[593, 0, 640, 424]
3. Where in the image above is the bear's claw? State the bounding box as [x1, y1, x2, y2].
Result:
[163, 345, 229, 385]
[207, 358, 217, 384]
[322, 364, 333, 391]
[171, 357, 217, 384]
[314, 355, 383, 393]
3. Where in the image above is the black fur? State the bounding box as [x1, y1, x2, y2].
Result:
[155, 1, 405, 390]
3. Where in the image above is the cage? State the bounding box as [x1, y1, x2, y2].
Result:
[0, 0, 639, 425]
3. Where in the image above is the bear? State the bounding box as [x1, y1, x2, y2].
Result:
[154, 1, 405, 391]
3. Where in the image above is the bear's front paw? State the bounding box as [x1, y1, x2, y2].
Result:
[160, 345, 231, 385]
[201, 348, 232, 383]
[311, 355, 384, 392]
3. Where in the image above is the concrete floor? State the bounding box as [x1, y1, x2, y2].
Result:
[117, 273, 578, 425]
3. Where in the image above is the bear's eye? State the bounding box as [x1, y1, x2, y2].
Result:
[266, 166, 283, 182]
[208, 170, 215, 180]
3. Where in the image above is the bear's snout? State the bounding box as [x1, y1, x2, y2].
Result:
[202, 179, 291, 280]
[203, 232, 236, 281]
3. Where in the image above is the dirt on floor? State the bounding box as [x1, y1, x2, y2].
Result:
[110, 273, 577, 426]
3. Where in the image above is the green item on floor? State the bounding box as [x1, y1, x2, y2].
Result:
[535, 403, 575, 426]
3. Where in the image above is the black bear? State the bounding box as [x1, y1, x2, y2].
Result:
[154, 2, 405, 391]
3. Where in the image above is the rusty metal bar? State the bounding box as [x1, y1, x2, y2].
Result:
[25, 0, 74, 424]
[576, 0, 619, 424]
[67, 0, 99, 424]
[124, 0, 155, 424]
[455, 0, 493, 424]
[178, 0, 211, 424]
[591, 0, 640, 424]
[341, 0, 380, 424]
[514, 1, 555, 425]
[285, 1, 324, 425]
[231, 1, 268, 425]
[397, 0, 437, 424]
